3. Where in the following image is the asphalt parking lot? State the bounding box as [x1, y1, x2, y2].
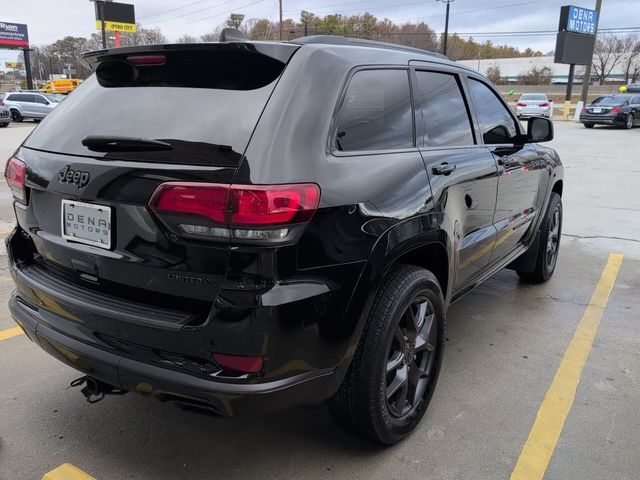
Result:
[0, 121, 638, 480]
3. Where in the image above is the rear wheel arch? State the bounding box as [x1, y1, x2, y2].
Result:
[552, 179, 563, 197]
[339, 228, 452, 364]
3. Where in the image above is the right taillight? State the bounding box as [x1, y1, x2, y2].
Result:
[149, 182, 321, 242]
[4, 157, 27, 203]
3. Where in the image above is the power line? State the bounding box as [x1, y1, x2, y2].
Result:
[154, 0, 269, 30]
[138, 0, 218, 20]
[142, 0, 238, 27]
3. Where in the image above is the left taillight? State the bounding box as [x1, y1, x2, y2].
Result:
[4, 157, 26, 203]
[149, 182, 321, 242]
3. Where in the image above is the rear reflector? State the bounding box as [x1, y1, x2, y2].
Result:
[213, 353, 263, 374]
[150, 182, 320, 228]
[4, 157, 26, 203]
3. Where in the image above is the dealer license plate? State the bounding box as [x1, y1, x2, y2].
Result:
[61, 199, 112, 249]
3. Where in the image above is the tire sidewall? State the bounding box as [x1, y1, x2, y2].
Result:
[372, 270, 446, 443]
[539, 195, 563, 280]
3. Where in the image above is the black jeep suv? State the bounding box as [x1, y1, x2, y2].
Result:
[5, 35, 563, 444]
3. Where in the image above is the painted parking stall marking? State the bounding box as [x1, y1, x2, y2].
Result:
[510, 252, 624, 480]
[42, 463, 96, 480]
[0, 326, 23, 341]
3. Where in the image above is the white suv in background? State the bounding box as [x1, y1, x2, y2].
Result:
[2, 92, 61, 122]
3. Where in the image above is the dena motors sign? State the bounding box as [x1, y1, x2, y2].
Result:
[559, 5, 598, 36]
[0, 21, 29, 48]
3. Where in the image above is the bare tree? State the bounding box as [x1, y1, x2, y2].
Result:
[486, 65, 502, 84]
[619, 33, 640, 84]
[592, 34, 626, 85]
[176, 34, 198, 44]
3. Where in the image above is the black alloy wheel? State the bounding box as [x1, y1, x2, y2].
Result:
[385, 296, 438, 418]
[327, 265, 445, 444]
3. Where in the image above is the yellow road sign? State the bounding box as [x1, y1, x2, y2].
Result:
[95, 20, 137, 32]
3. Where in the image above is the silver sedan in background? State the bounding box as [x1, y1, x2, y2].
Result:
[516, 93, 552, 119]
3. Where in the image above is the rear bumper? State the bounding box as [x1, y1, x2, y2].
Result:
[579, 114, 625, 125]
[516, 108, 550, 117]
[10, 294, 338, 416]
[6, 227, 358, 416]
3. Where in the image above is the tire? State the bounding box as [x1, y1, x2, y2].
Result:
[625, 114, 634, 129]
[10, 110, 22, 122]
[517, 192, 562, 284]
[327, 265, 446, 445]
[583, 122, 594, 128]
[0, 123, 8, 128]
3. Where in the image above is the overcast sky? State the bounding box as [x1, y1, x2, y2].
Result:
[1, 0, 637, 66]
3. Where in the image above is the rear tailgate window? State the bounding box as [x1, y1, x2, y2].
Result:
[23, 45, 297, 166]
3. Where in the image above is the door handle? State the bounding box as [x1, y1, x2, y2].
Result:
[432, 163, 456, 176]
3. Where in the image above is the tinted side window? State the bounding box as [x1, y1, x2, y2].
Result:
[468, 78, 517, 144]
[415, 71, 474, 147]
[335, 69, 413, 151]
[34, 95, 48, 104]
[7, 94, 24, 101]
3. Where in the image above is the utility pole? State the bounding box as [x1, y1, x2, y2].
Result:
[580, 0, 602, 106]
[279, 0, 283, 41]
[301, 10, 312, 37]
[438, 0, 454, 56]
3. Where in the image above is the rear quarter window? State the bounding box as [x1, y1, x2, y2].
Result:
[334, 69, 414, 152]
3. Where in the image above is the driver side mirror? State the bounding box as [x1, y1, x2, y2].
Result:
[527, 117, 553, 143]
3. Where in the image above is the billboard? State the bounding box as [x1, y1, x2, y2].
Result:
[5, 61, 23, 69]
[558, 5, 598, 36]
[0, 21, 29, 48]
[95, 2, 136, 32]
[555, 5, 598, 66]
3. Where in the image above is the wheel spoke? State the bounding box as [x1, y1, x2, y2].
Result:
[386, 363, 408, 400]
[414, 314, 435, 352]
[386, 350, 404, 373]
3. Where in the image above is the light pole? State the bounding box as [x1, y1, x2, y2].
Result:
[437, 0, 454, 56]
[89, 0, 112, 49]
[279, 0, 284, 40]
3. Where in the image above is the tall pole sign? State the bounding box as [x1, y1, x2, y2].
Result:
[0, 21, 32, 89]
[554, 5, 598, 120]
[94, 1, 136, 48]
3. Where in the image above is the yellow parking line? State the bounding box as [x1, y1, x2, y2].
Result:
[42, 464, 96, 480]
[0, 326, 23, 341]
[510, 252, 624, 480]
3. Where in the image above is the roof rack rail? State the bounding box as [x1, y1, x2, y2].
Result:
[292, 35, 448, 59]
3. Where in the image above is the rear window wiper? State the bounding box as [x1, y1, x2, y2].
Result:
[81, 135, 173, 152]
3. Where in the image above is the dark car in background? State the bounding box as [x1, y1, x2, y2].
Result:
[580, 94, 640, 129]
[0, 105, 11, 127]
[5, 35, 564, 445]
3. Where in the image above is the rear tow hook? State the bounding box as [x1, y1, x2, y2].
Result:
[69, 376, 128, 403]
